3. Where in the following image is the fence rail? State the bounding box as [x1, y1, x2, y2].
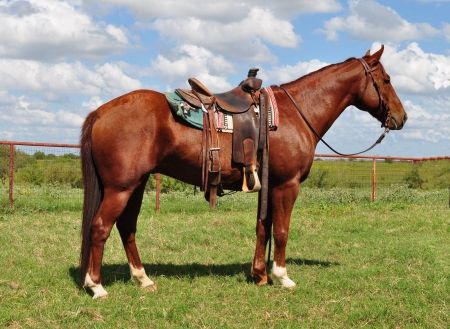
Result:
[1, 140, 449, 210]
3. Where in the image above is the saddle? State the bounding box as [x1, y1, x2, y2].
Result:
[175, 68, 267, 209]
[176, 68, 262, 114]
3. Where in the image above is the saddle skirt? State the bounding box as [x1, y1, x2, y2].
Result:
[165, 92, 234, 132]
[165, 87, 279, 132]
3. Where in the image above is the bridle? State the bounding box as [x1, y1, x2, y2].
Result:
[356, 58, 393, 129]
[280, 57, 391, 156]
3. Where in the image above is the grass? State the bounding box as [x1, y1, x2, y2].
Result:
[0, 190, 449, 328]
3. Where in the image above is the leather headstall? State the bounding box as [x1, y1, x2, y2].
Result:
[357, 58, 392, 129]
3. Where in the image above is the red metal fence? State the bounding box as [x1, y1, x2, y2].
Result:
[1, 141, 449, 210]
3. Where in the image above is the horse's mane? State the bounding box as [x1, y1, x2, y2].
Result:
[282, 57, 359, 86]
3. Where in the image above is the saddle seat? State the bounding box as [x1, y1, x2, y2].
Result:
[176, 68, 262, 114]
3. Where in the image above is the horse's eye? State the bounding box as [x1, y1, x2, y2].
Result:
[384, 79, 390, 84]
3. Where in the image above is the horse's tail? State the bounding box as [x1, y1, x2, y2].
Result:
[80, 111, 102, 286]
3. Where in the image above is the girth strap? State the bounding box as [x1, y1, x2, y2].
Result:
[195, 91, 223, 210]
[257, 90, 271, 267]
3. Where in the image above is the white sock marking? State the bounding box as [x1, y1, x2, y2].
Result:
[84, 273, 108, 299]
[129, 264, 155, 287]
[272, 261, 296, 288]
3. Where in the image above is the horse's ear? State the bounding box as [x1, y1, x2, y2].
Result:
[365, 49, 371, 57]
[367, 44, 384, 64]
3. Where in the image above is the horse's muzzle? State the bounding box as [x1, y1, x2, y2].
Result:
[389, 113, 407, 130]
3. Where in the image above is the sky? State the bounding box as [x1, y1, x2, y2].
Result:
[0, 0, 449, 158]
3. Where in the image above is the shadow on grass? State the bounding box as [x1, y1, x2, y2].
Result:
[69, 258, 338, 289]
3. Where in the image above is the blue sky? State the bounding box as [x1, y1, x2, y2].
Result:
[0, 0, 449, 157]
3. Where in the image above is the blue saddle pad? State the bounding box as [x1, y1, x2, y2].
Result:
[165, 92, 203, 129]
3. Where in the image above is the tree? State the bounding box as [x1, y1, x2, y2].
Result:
[403, 167, 426, 189]
[33, 151, 46, 160]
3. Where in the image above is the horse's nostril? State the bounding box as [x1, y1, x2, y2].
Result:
[403, 113, 408, 124]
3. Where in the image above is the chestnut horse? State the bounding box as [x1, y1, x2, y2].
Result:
[80, 45, 407, 298]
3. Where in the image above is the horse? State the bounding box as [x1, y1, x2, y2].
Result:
[80, 45, 407, 298]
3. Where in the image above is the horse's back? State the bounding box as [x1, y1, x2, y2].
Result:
[93, 89, 169, 126]
[88, 89, 177, 187]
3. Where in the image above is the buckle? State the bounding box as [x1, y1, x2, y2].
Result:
[209, 147, 220, 156]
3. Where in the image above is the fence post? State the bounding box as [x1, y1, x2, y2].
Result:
[372, 157, 376, 202]
[8, 143, 14, 206]
[156, 173, 160, 213]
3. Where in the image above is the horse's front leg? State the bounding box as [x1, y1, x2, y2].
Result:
[251, 213, 273, 286]
[270, 181, 299, 288]
[251, 180, 299, 286]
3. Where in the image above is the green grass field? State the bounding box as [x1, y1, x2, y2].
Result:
[1, 190, 449, 328]
[2, 157, 450, 211]
[304, 158, 450, 190]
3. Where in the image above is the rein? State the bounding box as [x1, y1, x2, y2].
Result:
[279, 58, 390, 157]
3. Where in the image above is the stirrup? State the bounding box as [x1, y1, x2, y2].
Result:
[242, 165, 261, 193]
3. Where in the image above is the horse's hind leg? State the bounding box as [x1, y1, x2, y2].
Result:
[116, 180, 156, 292]
[84, 188, 134, 299]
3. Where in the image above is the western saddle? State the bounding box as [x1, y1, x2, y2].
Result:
[175, 68, 269, 211]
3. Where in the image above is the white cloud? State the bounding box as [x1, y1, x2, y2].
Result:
[151, 44, 236, 91]
[404, 100, 431, 122]
[262, 59, 328, 85]
[0, 92, 92, 142]
[0, 95, 56, 126]
[0, 0, 129, 61]
[56, 110, 85, 127]
[318, 0, 439, 42]
[0, 59, 142, 97]
[151, 8, 300, 63]
[443, 23, 450, 43]
[396, 100, 450, 143]
[84, 0, 342, 21]
[82, 96, 104, 113]
[375, 42, 450, 95]
[0, 90, 15, 106]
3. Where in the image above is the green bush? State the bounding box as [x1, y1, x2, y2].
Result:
[303, 168, 337, 189]
[145, 174, 192, 193]
[15, 163, 44, 186]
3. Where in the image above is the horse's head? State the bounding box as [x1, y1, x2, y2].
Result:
[356, 45, 407, 130]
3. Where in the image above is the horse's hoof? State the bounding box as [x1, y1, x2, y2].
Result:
[95, 294, 109, 300]
[256, 277, 273, 287]
[282, 284, 296, 291]
[144, 284, 157, 292]
[256, 279, 268, 287]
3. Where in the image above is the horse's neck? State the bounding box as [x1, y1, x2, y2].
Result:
[284, 60, 362, 138]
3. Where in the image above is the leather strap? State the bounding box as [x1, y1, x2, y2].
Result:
[193, 90, 223, 210]
[280, 85, 389, 156]
[206, 101, 222, 210]
[257, 90, 269, 221]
